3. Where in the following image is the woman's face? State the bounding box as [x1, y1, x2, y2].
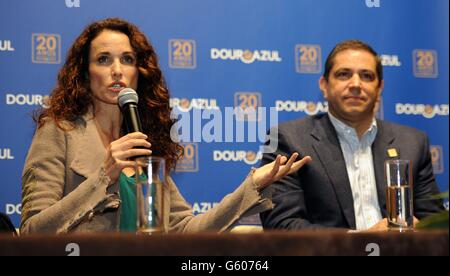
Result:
[88, 30, 139, 106]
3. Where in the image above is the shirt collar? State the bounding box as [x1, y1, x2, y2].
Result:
[328, 112, 378, 145]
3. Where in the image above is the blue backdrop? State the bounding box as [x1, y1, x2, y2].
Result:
[1, 0, 448, 227]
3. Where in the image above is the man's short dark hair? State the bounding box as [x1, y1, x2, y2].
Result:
[323, 40, 383, 83]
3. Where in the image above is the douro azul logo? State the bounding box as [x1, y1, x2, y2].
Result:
[0, 40, 15, 52]
[192, 202, 219, 215]
[211, 48, 281, 64]
[234, 92, 262, 121]
[169, 39, 196, 69]
[170, 97, 219, 112]
[213, 150, 262, 166]
[413, 49, 438, 78]
[0, 148, 14, 160]
[32, 33, 61, 64]
[5, 93, 49, 107]
[176, 143, 199, 172]
[275, 100, 328, 115]
[430, 145, 444, 174]
[396, 103, 449, 118]
[380, 54, 401, 67]
[295, 44, 322, 74]
[5, 203, 21, 215]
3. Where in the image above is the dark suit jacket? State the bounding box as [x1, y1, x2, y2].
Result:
[260, 113, 444, 230]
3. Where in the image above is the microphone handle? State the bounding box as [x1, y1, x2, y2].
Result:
[123, 104, 148, 160]
[125, 104, 143, 133]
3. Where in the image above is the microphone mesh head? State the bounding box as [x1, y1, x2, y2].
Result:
[118, 88, 139, 108]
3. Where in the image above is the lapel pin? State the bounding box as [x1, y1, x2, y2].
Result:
[387, 148, 398, 158]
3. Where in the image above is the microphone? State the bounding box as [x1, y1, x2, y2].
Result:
[118, 88, 149, 162]
[118, 88, 143, 134]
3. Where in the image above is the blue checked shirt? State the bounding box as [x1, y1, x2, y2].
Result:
[328, 112, 382, 230]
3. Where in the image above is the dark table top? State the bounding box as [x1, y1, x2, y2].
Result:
[0, 229, 448, 256]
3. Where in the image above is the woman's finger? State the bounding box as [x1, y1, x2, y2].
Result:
[269, 155, 282, 178]
[288, 156, 312, 174]
[278, 156, 288, 165]
[277, 152, 299, 177]
[120, 149, 153, 160]
[116, 132, 148, 143]
[121, 160, 139, 169]
[120, 139, 151, 150]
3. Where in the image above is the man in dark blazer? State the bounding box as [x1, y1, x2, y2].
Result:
[260, 40, 444, 231]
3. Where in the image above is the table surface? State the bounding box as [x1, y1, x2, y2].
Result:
[0, 230, 448, 256]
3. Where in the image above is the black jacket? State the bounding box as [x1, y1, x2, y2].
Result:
[260, 113, 444, 230]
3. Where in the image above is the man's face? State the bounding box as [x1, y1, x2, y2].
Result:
[319, 49, 383, 124]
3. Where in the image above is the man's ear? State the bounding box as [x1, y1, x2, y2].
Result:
[319, 76, 328, 100]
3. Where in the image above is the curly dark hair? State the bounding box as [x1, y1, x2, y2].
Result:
[36, 17, 182, 170]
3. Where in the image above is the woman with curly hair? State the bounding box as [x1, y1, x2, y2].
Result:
[20, 18, 311, 234]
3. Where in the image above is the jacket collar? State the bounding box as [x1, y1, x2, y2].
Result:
[310, 114, 357, 228]
[69, 112, 106, 179]
[310, 114, 397, 227]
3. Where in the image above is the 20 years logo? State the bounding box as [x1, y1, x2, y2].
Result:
[413, 49, 438, 78]
[176, 143, 199, 172]
[295, 44, 322, 74]
[32, 33, 61, 64]
[234, 92, 262, 122]
[169, 39, 196, 69]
